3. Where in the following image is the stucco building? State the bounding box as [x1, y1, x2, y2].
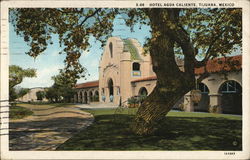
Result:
[74, 37, 242, 114]
[17, 87, 48, 102]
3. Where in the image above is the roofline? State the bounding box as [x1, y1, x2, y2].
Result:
[131, 76, 157, 83]
[76, 80, 99, 86]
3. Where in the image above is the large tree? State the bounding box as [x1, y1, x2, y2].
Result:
[10, 8, 241, 135]
[9, 65, 36, 101]
[45, 70, 76, 103]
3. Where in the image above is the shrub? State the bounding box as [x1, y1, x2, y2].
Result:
[138, 95, 147, 104]
[127, 96, 139, 108]
[179, 103, 186, 111]
[208, 105, 222, 113]
[36, 91, 45, 101]
[127, 95, 147, 108]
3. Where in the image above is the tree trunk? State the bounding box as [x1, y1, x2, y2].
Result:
[131, 9, 196, 135]
[131, 72, 194, 135]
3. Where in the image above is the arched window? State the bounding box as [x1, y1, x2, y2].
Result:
[94, 90, 99, 102]
[89, 91, 93, 102]
[195, 83, 210, 112]
[198, 83, 209, 93]
[139, 87, 148, 96]
[132, 62, 140, 71]
[109, 42, 113, 58]
[219, 80, 242, 93]
[79, 92, 83, 103]
[219, 80, 242, 115]
[84, 92, 88, 104]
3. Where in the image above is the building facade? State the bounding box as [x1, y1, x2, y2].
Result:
[17, 87, 48, 102]
[75, 37, 242, 114]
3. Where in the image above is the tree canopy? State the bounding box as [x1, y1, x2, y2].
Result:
[10, 8, 241, 83]
[45, 70, 76, 103]
[9, 65, 36, 101]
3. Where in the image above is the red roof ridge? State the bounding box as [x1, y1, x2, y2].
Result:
[131, 76, 157, 83]
[75, 80, 99, 89]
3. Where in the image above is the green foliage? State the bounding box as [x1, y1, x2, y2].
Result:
[208, 105, 222, 113]
[127, 95, 147, 108]
[16, 88, 30, 98]
[179, 103, 186, 111]
[36, 91, 45, 100]
[127, 96, 139, 105]
[9, 87, 18, 102]
[10, 8, 118, 84]
[9, 65, 36, 88]
[179, 8, 242, 58]
[45, 70, 76, 103]
[9, 65, 36, 101]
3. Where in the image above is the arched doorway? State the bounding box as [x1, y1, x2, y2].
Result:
[138, 87, 148, 96]
[108, 78, 114, 102]
[75, 94, 78, 103]
[89, 91, 93, 102]
[108, 79, 114, 96]
[94, 90, 99, 102]
[79, 92, 83, 103]
[84, 92, 88, 104]
[195, 83, 210, 112]
[219, 80, 242, 114]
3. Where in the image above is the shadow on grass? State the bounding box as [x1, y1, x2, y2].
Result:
[10, 106, 34, 120]
[56, 114, 242, 151]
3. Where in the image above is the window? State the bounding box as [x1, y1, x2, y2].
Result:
[132, 62, 141, 76]
[132, 62, 140, 71]
[198, 83, 209, 93]
[109, 42, 113, 58]
[139, 87, 148, 96]
[220, 81, 242, 93]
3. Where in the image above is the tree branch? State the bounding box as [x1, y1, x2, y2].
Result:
[96, 11, 105, 28]
[195, 26, 227, 68]
[80, 8, 101, 26]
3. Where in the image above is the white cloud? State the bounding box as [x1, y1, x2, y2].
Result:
[18, 65, 63, 88]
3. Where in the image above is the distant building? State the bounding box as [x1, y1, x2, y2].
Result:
[74, 37, 242, 114]
[17, 87, 48, 102]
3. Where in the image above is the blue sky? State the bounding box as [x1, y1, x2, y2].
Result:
[9, 14, 151, 88]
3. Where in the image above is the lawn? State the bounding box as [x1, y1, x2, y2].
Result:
[10, 105, 34, 119]
[10, 103, 74, 119]
[56, 108, 242, 151]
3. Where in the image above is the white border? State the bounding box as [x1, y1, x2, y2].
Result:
[1, 0, 250, 159]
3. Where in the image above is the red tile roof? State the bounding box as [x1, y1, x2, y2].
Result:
[195, 55, 242, 75]
[75, 80, 99, 89]
[132, 55, 242, 83]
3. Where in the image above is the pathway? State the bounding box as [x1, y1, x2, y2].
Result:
[9, 104, 94, 150]
[75, 102, 118, 109]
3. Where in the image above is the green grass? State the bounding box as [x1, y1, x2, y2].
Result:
[56, 108, 242, 151]
[10, 105, 34, 119]
[20, 102, 73, 107]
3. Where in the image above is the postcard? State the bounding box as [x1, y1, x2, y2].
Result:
[1, 0, 250, 159]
